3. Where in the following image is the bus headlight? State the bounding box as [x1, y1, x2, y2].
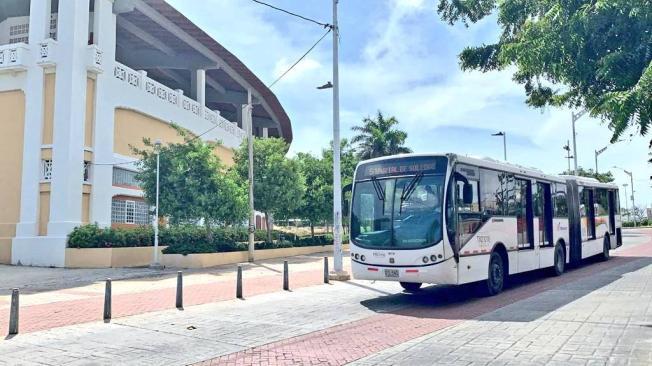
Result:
[430, 255, 437, 262]
[422, 256, 429, 264]
[354, 254, 360, 260]
[360, 255, 366, 262]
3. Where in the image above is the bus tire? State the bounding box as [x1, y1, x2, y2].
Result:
[484, 251, 505, 296]
[552, 243, 565, 276]
[601, 235, 611, 261]
[400, 282, 422, 292]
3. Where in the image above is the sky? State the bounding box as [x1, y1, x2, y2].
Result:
[168, 0, 651, 209]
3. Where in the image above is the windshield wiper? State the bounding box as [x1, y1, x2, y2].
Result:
[399, 172, 424, 214]
[371, 177, 385, 201]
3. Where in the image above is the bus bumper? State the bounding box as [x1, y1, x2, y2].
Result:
[351, 257, 458, 285]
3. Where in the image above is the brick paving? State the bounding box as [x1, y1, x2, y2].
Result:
[0, 230, 650, 366]
[194, 234, 652, 366]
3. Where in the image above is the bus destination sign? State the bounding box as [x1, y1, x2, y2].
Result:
[357, 156, 447, 180]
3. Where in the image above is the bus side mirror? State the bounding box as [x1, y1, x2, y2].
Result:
[463, 183, 474, 204]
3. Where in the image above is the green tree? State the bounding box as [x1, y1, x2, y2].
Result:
[437, 0, 651, 143]
[233, 137, 305, 242]
[295, 152, 331, 238]
[322, 139, 361, 233]
[133, 128, 248, 237]
[351, 111, 412, 160]
[561, 166, 615, 183]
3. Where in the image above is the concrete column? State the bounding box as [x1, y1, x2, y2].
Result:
[190, 69, 206, 106]
[262, 128, 268, 138]
[47, 0, 91, 236]
[15, 0, 53, 237]
[235, 103, 243, 128]
[89, 0, 116, 228]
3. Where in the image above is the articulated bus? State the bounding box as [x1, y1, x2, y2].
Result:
[349, 153, 622, 295]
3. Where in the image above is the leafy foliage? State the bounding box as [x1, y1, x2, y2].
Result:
[437, 0, 652, 142]
[561, 166, 615, 183]
[294, 152, 332, 237]
[233, 137, 305, 241]
[351, 111, 412, 160]
[132, 127, 248, 229]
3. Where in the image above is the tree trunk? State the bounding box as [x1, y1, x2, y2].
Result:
[205, 219, 213, 243]
[310, 223, 315, 239]
[265, 212, 272, 242]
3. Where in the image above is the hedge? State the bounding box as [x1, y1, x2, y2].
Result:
[67, 224, 348, 255]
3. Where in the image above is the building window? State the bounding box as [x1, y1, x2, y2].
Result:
[84, 161, 91, 182]
[9, 24, 28, 36]
[111, 198, 150, 225]
[42, 160, 53, 181]
[112, 167, 140, 187]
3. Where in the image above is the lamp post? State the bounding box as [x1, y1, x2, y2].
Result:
[245, 91, 255, 262]
[151, 138, 162, 269]
[491, 131, 506, 161]
[563, 140, 573, 174]
[571, 110, 587, 175]
[594, 146, 608, 174]
[622, 183, 630, 222]
[614, 166, 636, 226]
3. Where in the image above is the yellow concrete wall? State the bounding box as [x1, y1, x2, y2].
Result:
[42, 73, 55, 145]
[82, 192, 91, 224]
[64, 246, 167, 268]
[85, 77, 95, 148]
[38, 190, 50, 236]
[0, 90, 25, 263]
[114, 108, 234, 167]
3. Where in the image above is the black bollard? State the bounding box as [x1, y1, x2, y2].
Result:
[103, 279, 112, 321]
[324, 257, 329, 284]
[283, 261, 289, 291]
[176, 271, 183, 309]
[8, 288, 19, 335]
[236, 266, 243, 299]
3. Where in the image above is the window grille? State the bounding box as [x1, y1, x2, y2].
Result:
[42, 160, 53, 181]
[9, 24, 28, 36]
[111, 198, 150, 225]
[84, 161, 91, 182]
[111, 199, 126, 223]
[125, 201, 136, 224]
[112, 167, 140, 187]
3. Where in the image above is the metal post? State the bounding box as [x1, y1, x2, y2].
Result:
[246, 91, 255, 263]
[502, 132, 507, 161]
[152, 139, 161, 268]
[571, 110, 586, 175]
[330, 0, 349, 281]
[623, 184, 630, 222]
[103, 279, 111, 321]
[236, 266, 243, 299]
[8, 288, 19, 335]
[283, 261, 289, 291]
[628, 171, 636, 226]
[323, 256, 329, 284]
[176, 271, 183, 309]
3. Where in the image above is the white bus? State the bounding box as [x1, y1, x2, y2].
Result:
[349, 154, 622, 295]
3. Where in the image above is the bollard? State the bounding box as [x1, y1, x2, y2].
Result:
[176, 271, 183, 309]
[323, 257, 329, 284]
[283, 261, 289, 291]
[236, 265, 243, 299]
[103, 278, 112, 321]
[8, 288, 19, 335]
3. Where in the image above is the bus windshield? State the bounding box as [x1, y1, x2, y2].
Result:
[351, 157, 447, 249]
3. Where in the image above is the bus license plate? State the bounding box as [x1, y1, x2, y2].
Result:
[384, 269, 399, 278]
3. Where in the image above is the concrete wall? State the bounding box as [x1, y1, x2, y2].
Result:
[0, 90, 25, 264]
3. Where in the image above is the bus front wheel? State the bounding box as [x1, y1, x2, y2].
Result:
[400, 282, 422, 292]
[552, 243, 565, 276]
[484, 251, 505, 296]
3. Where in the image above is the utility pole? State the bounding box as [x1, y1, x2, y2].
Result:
[571, 110, 586, 175]
[246, 91, 255, 262]
[491, 131, 506, 161]
[563, 140, 573, 174]
[330, 0, 348, 280]
[622, 183, 630, 222]
[614, 166, 636, 226]
[151, 139, 162, 269]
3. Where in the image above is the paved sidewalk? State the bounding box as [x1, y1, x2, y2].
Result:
[0, 230, 650, 365]
[0, 252, 340, 334]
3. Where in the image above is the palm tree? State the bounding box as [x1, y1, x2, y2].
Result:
[351, 111, 412, 159]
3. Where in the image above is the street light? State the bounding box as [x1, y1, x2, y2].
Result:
[622, 183, 630, 222]
[594, 145, 608, 174]
[571, 110, 587, 175]
[151, 138, 162, 269]
[491, 131, 507, 161]
[613, 166, 636, 226]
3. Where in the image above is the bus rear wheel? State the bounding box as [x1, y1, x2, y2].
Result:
[601, 235, 611, 261]
[400, 282, 422, 292]
[484, 251, 505, 296]
[552, 243, 565, 276]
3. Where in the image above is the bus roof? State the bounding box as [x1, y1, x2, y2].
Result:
[356, 153, 617, 189]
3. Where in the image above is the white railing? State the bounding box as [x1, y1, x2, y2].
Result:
[86, 44, 103, 73]
[0, 43, 28, 71]
[112, 62, 246, 143]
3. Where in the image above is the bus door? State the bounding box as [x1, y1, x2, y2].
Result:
[607, 190, 616, 235]
[516, 178, 537, 273]
[535, 182, 554, 268]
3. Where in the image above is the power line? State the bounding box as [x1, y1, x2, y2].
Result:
[269, 28, 331, 88]
[251, 0, 332, 29]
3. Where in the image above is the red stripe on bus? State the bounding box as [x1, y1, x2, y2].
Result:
[405, 269, 419, 273]
[367, 267, 379, 272]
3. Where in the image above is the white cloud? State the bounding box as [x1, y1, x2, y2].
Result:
[272, 57, 323, 83]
